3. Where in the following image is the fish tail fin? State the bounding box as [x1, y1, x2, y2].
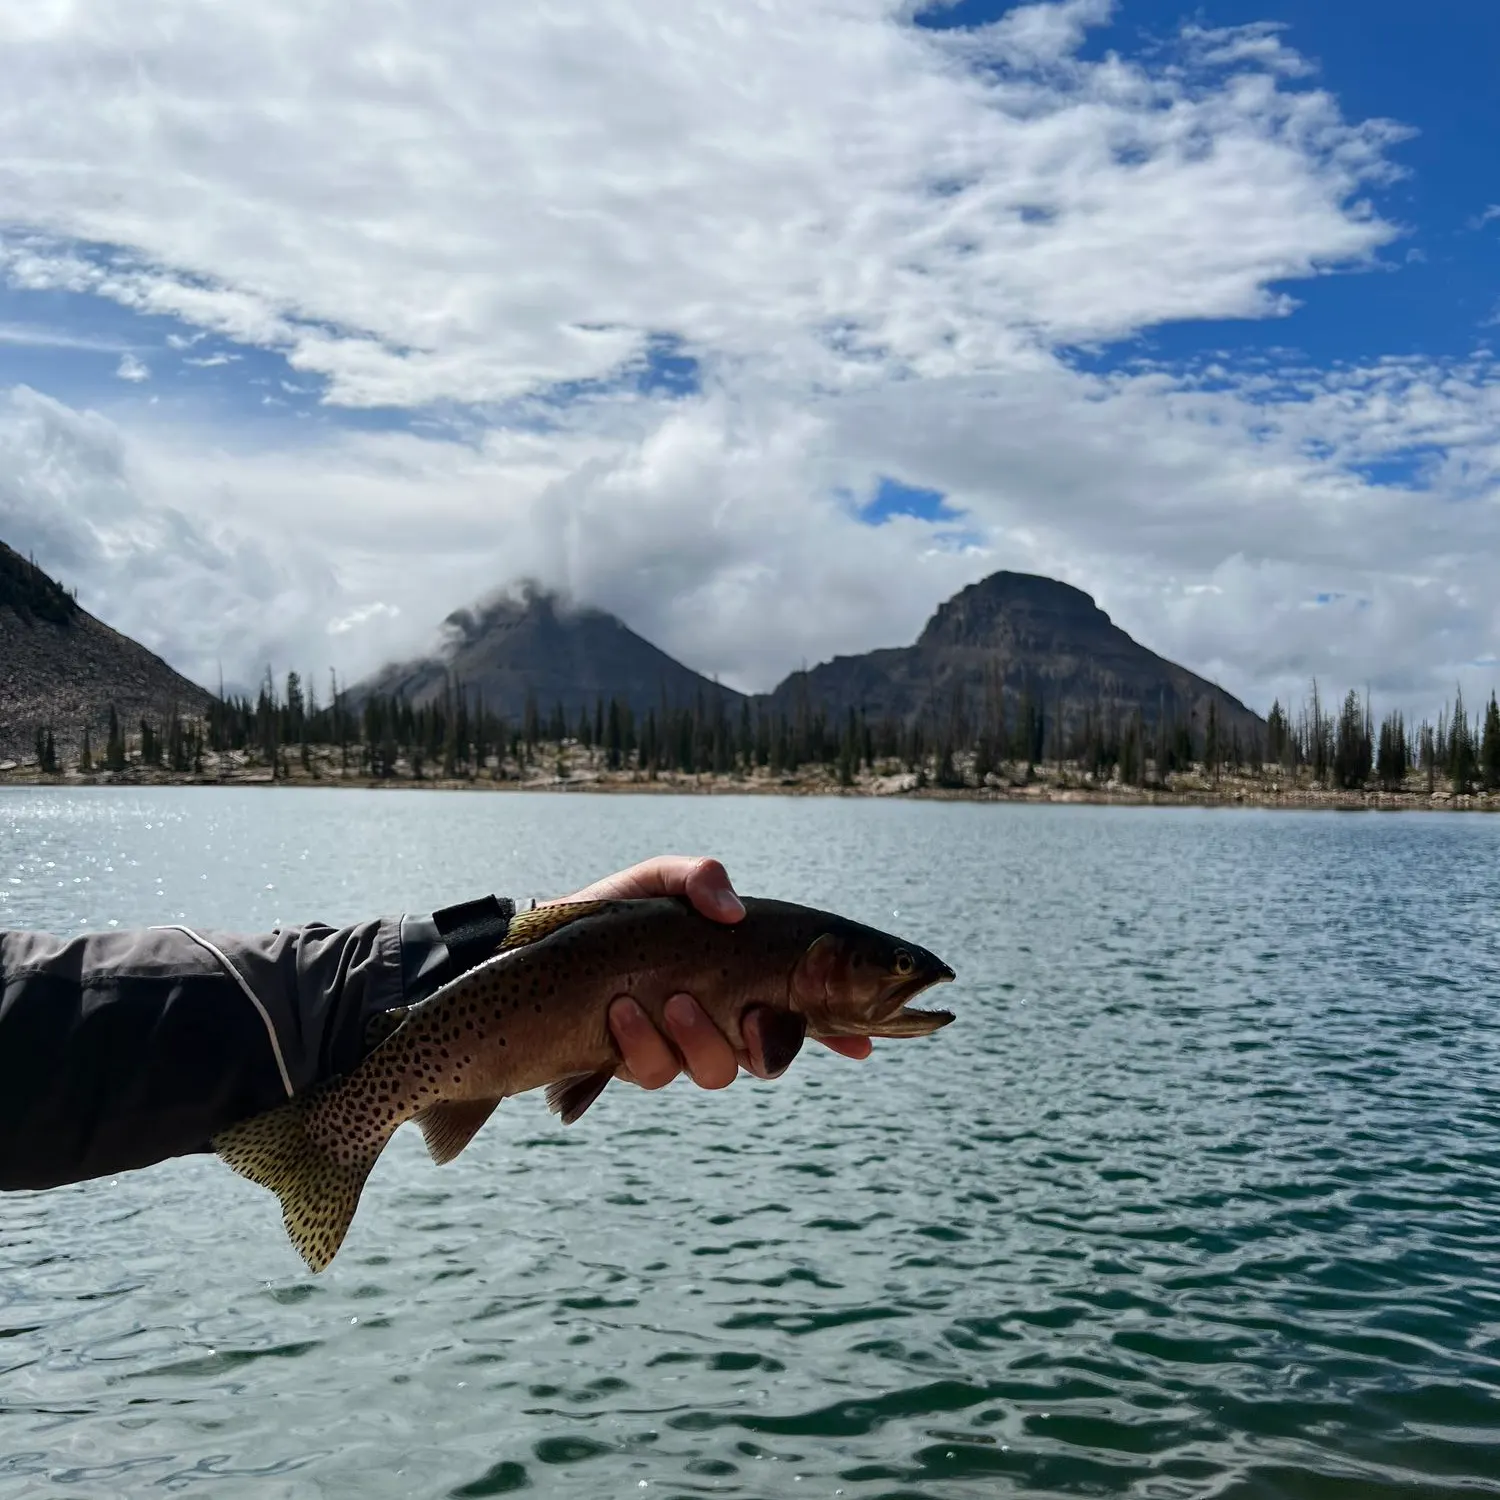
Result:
[213, 1100, 384, 1274]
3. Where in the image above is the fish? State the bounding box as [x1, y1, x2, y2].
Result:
[212, 895, 956, 1272]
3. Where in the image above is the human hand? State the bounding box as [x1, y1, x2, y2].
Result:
[545, 855, 873, 1090]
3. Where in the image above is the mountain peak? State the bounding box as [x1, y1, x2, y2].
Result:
[917, 570, 1110, 650]
[351, 583, 739, 718]
[439, 581, 603, 649]
[767, 567, 1261, 738]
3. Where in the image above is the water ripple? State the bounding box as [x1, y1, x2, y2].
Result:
[2, 790, 1500, 1496]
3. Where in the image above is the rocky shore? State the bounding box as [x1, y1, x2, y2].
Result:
[2, 742, 1495, 813]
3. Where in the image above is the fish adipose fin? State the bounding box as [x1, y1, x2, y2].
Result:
[414, 1097, 503, 1165]
[213, 1102, 384, 1274]
[546, 1070, 613, 1124]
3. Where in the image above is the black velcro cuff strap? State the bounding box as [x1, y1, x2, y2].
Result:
[432, 894, 516, 981]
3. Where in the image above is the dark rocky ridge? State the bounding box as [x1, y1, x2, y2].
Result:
[762, 571, 1264, 741]
[352, 570, 1262, 747]
[0, 539, 214, 762]
[348, 583, 744, 720]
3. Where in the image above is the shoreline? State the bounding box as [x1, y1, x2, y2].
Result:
[2, 756, 1496, 814]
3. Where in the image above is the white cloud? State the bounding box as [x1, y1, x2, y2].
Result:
[6, 349, 1491, 727]
[1180, 22, 1318, 79]
[114, 352, 149, 382]
[0, 322, 125, 352]
[0, 0, 1492, 727]
[0, 0, 1402, 408]
[0, 385, 337, 695]
[328, 601, 400, 636]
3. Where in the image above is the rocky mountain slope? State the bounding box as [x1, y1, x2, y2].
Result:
[0, 540, 213, 762]
[762, 571, 1263, 741]
[348, 583, 744, 720]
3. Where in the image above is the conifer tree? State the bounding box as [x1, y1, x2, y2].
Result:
[1118, 713, 1140, 786]
[442, 683, 460, 778]
[1333, 689, 1370, 789]
[285, 671, 304, 745]
[1449, 687, 1477, 794]
[473, 691, 489, 776]
[1375, 711, 1407, 790]
[34, 726, 59, 774]
[105, 704, 126, 771]
[837, 710, 857, 788]
[971, 722, 995, 785]
[1482, 692, 1500, 793]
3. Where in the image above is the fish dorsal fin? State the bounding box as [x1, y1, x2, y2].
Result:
[498, 900, 608, 951]
[546, 1069, 613, 1125]
[393, 901, 611, 1034]
[414, 1097, 503, 1165]
[213, 1100, 386, 1273]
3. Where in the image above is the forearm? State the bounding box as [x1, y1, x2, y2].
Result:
[0, 894, 517, 1190]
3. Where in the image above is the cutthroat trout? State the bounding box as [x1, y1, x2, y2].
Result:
[213, 896, 956, 1271]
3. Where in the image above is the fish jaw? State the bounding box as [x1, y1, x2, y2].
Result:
[792, 923, 957, 1039]
[862, 999, 955, 1037]
[871, 962, 956, 1035]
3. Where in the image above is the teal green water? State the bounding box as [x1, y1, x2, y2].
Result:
[2, 788, 1499, 1499]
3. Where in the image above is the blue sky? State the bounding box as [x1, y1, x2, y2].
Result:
[0, 0, 1494, 715]
[1072, 0, 1499, 366]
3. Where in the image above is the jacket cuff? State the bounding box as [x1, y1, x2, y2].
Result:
[398, 894, 517, 1008]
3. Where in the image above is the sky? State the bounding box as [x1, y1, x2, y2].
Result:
[0, 0, 1496, 722]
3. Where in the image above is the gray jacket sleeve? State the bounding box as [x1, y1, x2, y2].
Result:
[0, 894, 516, 1191]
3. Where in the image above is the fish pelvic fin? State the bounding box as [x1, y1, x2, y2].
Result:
[546, 1069, 613, 1125]
[414, 1096, 503, 1165]
[213, 1101, 383, 1274]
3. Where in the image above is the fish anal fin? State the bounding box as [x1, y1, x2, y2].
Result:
[545, 1069, 613, 1125]
[213, 1101, 384, 1274]
[414, 1096, 503, 1165]
[499, 901, 608, 951]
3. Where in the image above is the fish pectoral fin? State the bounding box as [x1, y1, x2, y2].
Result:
[414, 1096, 503, 1165]
[213, 1101, 382, 1274]
[545, 1069, 613, 1125]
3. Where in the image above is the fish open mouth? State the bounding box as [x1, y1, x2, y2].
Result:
[875, 965, 957, 1034]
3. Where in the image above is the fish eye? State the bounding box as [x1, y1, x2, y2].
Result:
[893, 950, 915, 977]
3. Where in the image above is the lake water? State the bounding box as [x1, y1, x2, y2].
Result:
[2, 787, 1499, 1499]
